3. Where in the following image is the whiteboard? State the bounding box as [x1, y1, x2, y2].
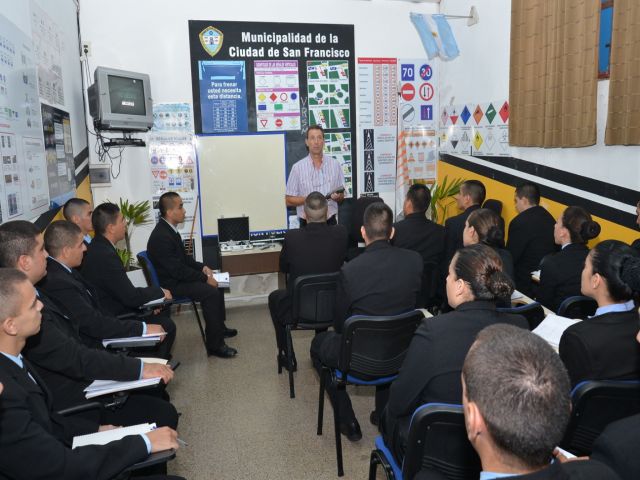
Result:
[196, 133, 288, 235]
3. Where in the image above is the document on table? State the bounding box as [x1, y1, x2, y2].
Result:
[84, 377, 162, 399]
[213, 272, 230, 288]
[72, 422, 156, 448]
[102, 333, 165, 348]
[532, 314, 581, 349]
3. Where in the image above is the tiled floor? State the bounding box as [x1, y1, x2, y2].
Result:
[167, 302, 383, 479]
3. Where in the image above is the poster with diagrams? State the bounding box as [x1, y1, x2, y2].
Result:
[324, 132, 352, 197]
[0, 13, 49, 221]
[148, 133, 197, 195]
[357, 57, 398, 194]
[41, 104, 75, 208]
[152, 102, 193, 133]
[439, 100, 510, 157]
[405, 128, 437, 180]
[307, 60, 350, 129]
[198, 60, 248, 133]
[30, 1, 65, 107]
[254, 60, 301, 131]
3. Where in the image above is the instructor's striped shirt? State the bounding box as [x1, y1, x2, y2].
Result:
[286, 154, 344, 219]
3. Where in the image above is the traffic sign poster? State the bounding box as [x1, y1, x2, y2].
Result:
[397, 59, 438, 131]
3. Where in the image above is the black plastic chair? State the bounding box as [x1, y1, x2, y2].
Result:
[560, 380, 640, 456]
[317, 310, 424, 476]
[369, 404, 481, 480]
[557, 295, 598, 319]
[497, 302, 545, 330]
[137, 251, 207, 348]
[282, 272, 340, 399]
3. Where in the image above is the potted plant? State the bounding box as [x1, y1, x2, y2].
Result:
[112, 198, 153, 270]
[428, 176, 465, 224]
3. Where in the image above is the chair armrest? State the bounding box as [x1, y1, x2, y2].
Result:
[126, 449, 176, 473]
[57, 401, 103, 416]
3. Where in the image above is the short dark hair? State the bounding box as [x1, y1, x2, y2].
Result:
[463, 324, 571, 470]
[461, 180, 486, 206]
[92, 202, 121, 235]
[561, 206, 600, 244]
[407, 183, 431, 213]
[304, 191, 328, 223]
[62, 198, 90, 221]
[515, 182, 540, 206]
[467, 208, 504, 249]
[159, 192, 180, 218]
[452, 244, 513, 301]
[590, 239, 640, 303]
[306, 125, 324, 138]
[44, 220, 82, 258]
[0, 268, 30, 320]
[363, 202, 393, 241]
[0, 221, 41, 268]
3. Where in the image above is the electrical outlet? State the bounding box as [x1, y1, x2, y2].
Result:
[82, 41, 91, 57]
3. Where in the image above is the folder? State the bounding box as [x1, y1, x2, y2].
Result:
[84, 377, 161, 399]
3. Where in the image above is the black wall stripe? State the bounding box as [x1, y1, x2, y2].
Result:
[34, 207, 61, 231]
[74, 147, 89, 185]
[441, 154, 638, 230]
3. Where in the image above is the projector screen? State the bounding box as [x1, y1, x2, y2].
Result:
[196, 133, 288, 236]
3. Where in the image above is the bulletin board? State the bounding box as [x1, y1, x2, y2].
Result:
[196, 133, 288, 236]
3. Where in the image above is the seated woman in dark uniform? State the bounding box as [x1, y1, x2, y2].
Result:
[463, 208, 514, 280]
[559, 239, 640, 387]
[537, 206, 600, 312]
[381, 244, 528, 464]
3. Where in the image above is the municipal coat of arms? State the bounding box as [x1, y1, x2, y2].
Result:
[199, 27, 223, 57]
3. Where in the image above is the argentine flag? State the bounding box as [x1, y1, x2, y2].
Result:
[410, 13, 460, 61]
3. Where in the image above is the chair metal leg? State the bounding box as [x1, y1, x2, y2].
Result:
[191, 301, 207, 348]
[369, 450, 380, 480]
[317, 367, 327, 435]
[334, 382, 345, 477]
[285, 326, 295, 398]
[369, 450, 394, 480]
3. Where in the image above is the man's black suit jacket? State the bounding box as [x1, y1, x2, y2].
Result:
[81, 234, 165, 316]
[147, 219, 206, 288]
[280, 222, 347, 287]
[383, 301, 528, 460]
[559, 309, 640, 387]
[392, 212, 445, 266]
[39, 258, 143, 347]
[0, 354, 148, 480]
[444, 204, 481, 266]
[507, 205, 557, 296]
[537, 243, 589, 313]
[333, 240, 423, 333]
[591, 413, 640, 480]
[23, 291, 141, 411]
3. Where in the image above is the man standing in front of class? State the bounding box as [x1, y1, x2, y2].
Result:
[285, 125, 345, 226]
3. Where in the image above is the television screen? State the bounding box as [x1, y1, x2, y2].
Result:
[108, 75, 146, 116]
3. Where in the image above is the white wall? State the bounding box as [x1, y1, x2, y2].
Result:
[78, 0, 440, 253]
[439, 0, 640, 205]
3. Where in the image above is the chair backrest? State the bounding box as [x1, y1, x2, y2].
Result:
[136, 251, 161, 288]
[557, 295, 598, 319]
[403, 404, 481, 480]
[339, 310, 424, 378]
[560, 380, 640, 456]
[291, 272, 340, 329]
[417, 261, 440, 309]
[497, 302, 545, 330]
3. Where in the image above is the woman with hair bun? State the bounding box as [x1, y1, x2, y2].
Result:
[463, 208, 514, 280]
[381, 244, 529, 464]
[537, 206, 601, 312]
[559, 240, 640, 387]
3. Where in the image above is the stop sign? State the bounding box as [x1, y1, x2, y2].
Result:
[275, 118, 283, 128]
[401, 83, 415, 101]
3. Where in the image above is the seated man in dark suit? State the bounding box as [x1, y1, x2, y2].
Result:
[40, 220, 174, 359]
[459, 323, 619, 480]
[0, 267, 182, 480]
[81, 203, 177, 353]
[506, 182, 557, 297]
[444, 179, 485, 267]
[269, 192, 347, 369]
[63, 197, 94, 246]
[147, 191, 236, 358]
[0, 220, 178, 432]
[310, 202, 422, 441]
[392, 183, 445, 306]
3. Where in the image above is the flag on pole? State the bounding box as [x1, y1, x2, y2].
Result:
[410, 13, 460, 61]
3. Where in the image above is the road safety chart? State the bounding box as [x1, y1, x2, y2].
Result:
[439, 100, 510, 157]
[307, 60, 350, 129]
[324, 132, 352, 197]
[254, 60, 301, 131]
[30, 1, 65, 107]
[357, 58, 398, 194]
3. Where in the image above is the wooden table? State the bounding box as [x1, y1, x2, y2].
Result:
[220, 244, 282, 277]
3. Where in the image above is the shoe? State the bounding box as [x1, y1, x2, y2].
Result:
[339, 419, 362, 442]
[277, 352, 297, 373]
[207, 344, 238, 358]
[369, 410, 380, 427]
[223, 327, 238, 338]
